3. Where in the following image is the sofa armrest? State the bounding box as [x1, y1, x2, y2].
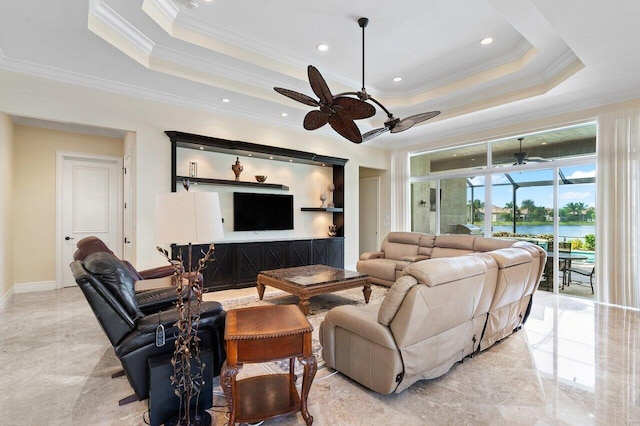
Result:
[134, 276, 175, 292]
[360, 251, 385, 260]
[400, 255, 429, 262]
[322, 304, 397, 349]
[138, 264, 179, 280]
[320, 304, 403, 395]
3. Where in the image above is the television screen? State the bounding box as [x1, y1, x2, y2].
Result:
[233, 192, 294, 231]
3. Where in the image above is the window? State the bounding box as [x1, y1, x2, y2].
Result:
[409, 122, 597, 299]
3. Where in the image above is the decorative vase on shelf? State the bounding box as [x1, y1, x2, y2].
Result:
[320, 190, 328, 208]
[328, 183, 335, 208]
[231, 157, 243, 181]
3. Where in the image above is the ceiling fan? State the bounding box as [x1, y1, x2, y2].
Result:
[513, 137, 549, 165]
[274, 17, 441, 144]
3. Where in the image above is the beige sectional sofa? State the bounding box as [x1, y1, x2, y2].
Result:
[320, 232, 545, 394]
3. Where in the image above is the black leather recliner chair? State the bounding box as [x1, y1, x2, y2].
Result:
[73, 236, 189, 315]
[70, 252, 226, 402]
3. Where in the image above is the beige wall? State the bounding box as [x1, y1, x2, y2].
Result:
[0, 113, 14, 303]
[0, 69, 391, 275]
[12, 126, 123, 285]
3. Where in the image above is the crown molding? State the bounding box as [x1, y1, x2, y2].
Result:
[0, 52, 337, 140]
[88, 0, 154, 58]
[542, 49, 583, 80]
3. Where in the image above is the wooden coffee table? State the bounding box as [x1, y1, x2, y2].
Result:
[256, 264, 372, 315]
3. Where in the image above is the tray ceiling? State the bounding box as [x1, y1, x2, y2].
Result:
[1, 0, 640, 148]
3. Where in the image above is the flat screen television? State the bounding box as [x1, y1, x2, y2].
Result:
[233, 192, 294, 231]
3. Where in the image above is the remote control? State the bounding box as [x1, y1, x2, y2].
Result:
[155, 324, 165, 347]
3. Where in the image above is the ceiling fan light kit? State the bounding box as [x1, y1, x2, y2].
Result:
[513, 137, 549, 165]
[274, 17, 441, 144]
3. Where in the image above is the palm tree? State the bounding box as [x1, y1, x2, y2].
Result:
[565, 202, 577, 221]
[503, 201, 518, 222]
[520, 199, 536, 221]
[468, 199, 484, 223]
[574, 202, 586, 221]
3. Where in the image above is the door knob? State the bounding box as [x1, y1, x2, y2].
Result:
[65, 236, 74, 241]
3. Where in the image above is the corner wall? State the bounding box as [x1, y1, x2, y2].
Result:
[0, 113, 14, 307]
[12, 126, 123, 287]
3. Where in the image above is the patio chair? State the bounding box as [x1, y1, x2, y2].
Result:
[558, 242, 572, 288]
[566, 264, 595, 294]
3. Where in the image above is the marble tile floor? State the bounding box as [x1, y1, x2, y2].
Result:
[0, 287, 638, 425]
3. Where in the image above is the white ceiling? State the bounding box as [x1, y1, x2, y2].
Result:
[1, 0, 640, 149]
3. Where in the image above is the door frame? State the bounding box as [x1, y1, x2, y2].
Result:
[359, 176, 381, 254]
[123, 153, 133, 263]
[55, 151, 123, 289]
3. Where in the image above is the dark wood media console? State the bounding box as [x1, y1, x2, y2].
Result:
[174, 237, 344, 291]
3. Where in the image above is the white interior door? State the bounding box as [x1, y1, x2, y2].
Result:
[359, 177, 380, 254]
[57, 153, 122, 288]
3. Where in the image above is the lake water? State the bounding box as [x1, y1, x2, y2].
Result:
[492, 224, 595, 239]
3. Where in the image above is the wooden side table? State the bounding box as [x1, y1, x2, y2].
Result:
[221, 305, 317, 425]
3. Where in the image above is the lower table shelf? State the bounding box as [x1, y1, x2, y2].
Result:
[235, 374, 300, 423]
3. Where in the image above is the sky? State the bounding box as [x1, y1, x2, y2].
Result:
[467, 164, 596, 209]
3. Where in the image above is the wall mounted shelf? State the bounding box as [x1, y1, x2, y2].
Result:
[166, 130, 347, 238]
[176, 175, 289, 191]
[300, 207, 344, 212]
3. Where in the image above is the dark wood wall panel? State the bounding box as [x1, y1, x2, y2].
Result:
[174, 238, 344, 291]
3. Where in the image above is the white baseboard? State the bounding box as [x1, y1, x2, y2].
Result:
[0, 287, 14, 312]
[14, 280, 56, 294]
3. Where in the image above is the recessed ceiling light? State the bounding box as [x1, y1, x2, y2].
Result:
[269, 156, 274, 160]
[289, 159, 293, 162]
[480, 37, 494, 45]
[248, 153, 252, 156]
[316, 44, 329, 52]
[393, 77, 402, 82]
[541, 142, 548, 145]
[281, 113, 288, 117]
[199, 147, 204, 150]
[221, 98, 230, 103]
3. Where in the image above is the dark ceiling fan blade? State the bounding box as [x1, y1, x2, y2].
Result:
[405, 111, 441, 124]
[333, 96, 376, 120]
[303, 110, 329, 130]
[274, 87, 319, 107]
[308, 65, 334, 105]
[527, 157, 550, 162]
[328, 115, 363, 143]
[391, 111, 441, 133]
[362, 126, 390, 142]
[390, 118, 415, 133]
